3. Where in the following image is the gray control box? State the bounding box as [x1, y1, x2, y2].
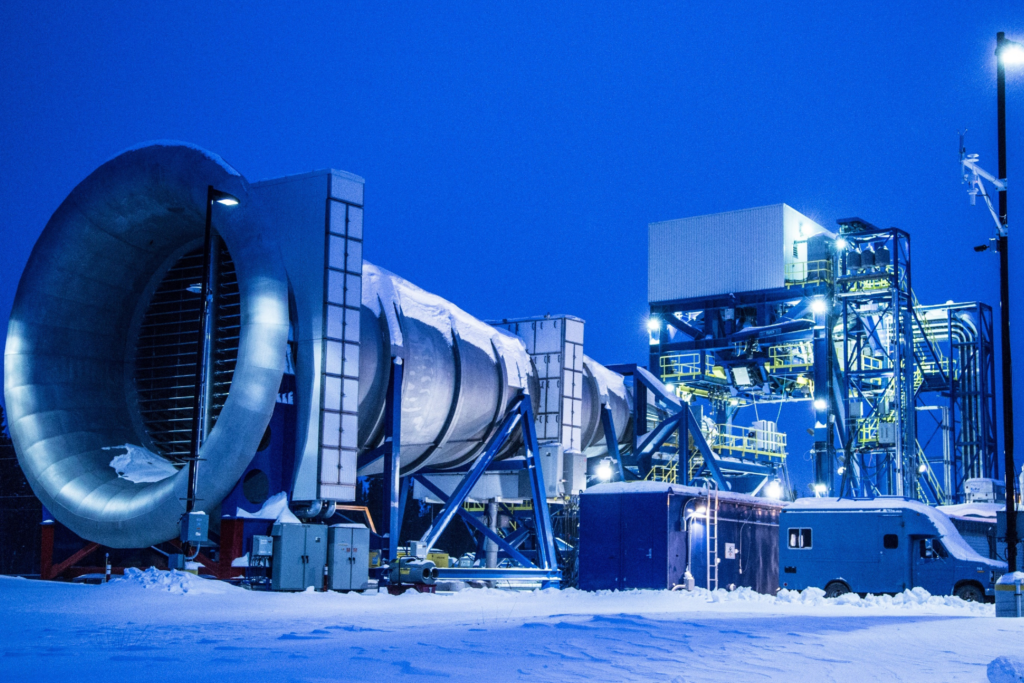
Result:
[327, 523, 370, 591]
[252, 535, 274, 558]
[271, 523, 327, 591]
[179, 511, 209, 545]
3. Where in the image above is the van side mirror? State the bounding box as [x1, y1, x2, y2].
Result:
[921, 538, 935, 559]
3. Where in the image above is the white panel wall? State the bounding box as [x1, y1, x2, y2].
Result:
[648, 204, 826, 304]
[252, 169, 364, 502]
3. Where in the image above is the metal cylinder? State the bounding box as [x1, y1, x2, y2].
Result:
[3, 143, 290, 548]
[356, 263, 539, 475]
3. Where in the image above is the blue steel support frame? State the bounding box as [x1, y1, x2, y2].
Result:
[600, 405, 627, 481]
[415, 394, 560, 575]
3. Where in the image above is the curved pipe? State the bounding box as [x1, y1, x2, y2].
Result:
[4, 143, 289, 548]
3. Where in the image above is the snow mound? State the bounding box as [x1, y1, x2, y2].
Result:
[989, 656, 1024, 683]
[237, 491, 289, 519]
[235, 491, 301, 524]
[939, 502, 1003, 520]
[657, 585, 992, 614]
[775, 586, 992, 613]
[105, 444, 178, 483]
[997, 571, 1024, 585]
[110, 567, 232, 595]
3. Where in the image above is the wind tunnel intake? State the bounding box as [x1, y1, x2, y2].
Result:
[4, 142, 638, 550]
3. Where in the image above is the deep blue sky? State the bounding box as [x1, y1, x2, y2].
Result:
[2, 3, 1022, 492]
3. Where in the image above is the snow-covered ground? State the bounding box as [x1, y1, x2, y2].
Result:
[1, 570, 1022, 682]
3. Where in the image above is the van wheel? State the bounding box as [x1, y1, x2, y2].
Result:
[954, 583, 983, 603]
[824, 581, 851, 598]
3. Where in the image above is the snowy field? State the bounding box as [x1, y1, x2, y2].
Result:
[1, 570, 1022, 683]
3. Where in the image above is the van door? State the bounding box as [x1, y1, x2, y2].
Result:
[911, 537, 954, 595]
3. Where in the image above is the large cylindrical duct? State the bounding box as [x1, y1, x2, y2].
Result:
[3, 144, 290, 548]
[356, 263, 540, 475]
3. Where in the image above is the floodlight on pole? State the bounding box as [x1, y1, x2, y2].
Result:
[184, 186, 239, 548]
[995, 32, 1020, 573]
[999, 39, 1024, 66]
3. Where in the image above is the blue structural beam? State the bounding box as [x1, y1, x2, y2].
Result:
[634, 410, 686, 477]
[416, 399, 524, 553]
[519, 397, 558, 571]
[413, 475, 536, 569]
[413, 394, 559, 575]
[684, 408, 729, 490]
[382, 358, 403, 562]
[600, 405, 627, 481]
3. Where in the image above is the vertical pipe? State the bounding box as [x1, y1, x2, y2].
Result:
[382, 358, 403, 563]
[997, 32, 1018, 572]
[484, 502, 498, 568]
[186, 187, 219, 516]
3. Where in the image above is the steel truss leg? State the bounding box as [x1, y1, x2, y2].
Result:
[600, 405, 626, 481]
[414, 395, 559, 573]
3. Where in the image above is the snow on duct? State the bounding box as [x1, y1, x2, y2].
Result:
[4, 142, 637, 548]
[648, 204, 830, 304]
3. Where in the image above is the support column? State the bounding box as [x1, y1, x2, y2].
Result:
[382, 358, 404, 562]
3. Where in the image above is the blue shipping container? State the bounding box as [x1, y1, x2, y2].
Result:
[579, 482, 783, 594]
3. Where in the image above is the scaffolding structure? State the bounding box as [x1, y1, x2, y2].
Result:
[648, 216, 997, 503]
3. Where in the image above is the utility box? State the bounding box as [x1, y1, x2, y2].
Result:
[327, 523, 369, 591]
[538, 443, 564, 497]
[996, 573, 1023, 618]
[179, 511, 209, 545]
[966, 477, 1006, 503]
[252, 535, 274, 559]
[562, 450, 588, 495]
[271, 523, 327, 591]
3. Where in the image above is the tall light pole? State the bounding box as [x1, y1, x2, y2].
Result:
[996, 32, 1024, 572]
[184, 187, 239, 534]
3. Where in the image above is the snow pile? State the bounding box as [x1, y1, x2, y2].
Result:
[236, 491, 301, 524]
[237, 491, 287, 519]
[362, 262, 532, 391]
[989, 657, 1024, 683]
[670, 585, 991, 614]
[997, 572, 1024, 586]
[939, 502, 1003, 520]
[231, 553, 250, 568]
[104, 444, 178, 483]
[110, 567, 231, 595]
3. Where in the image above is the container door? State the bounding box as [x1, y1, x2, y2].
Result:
[579, 493, 621, 590]
[621, 495, 662, 589]
[272, 525, 305, 591]
[351, 527, 370, 589]
[304, 526, 327, 589]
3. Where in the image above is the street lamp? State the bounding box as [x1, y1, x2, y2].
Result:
[996, 32, 1021, 572]
[184, 187, 239, 540]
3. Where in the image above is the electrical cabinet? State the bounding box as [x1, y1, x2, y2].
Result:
[271, 523, 327, 591]
[327, 523, 369, 591]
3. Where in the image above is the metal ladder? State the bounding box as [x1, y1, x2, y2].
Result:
[705, 486, 719, 591]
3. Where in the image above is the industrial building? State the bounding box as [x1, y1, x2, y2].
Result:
[0, 142, 1013, 594]
[647, 205, 998, 505]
